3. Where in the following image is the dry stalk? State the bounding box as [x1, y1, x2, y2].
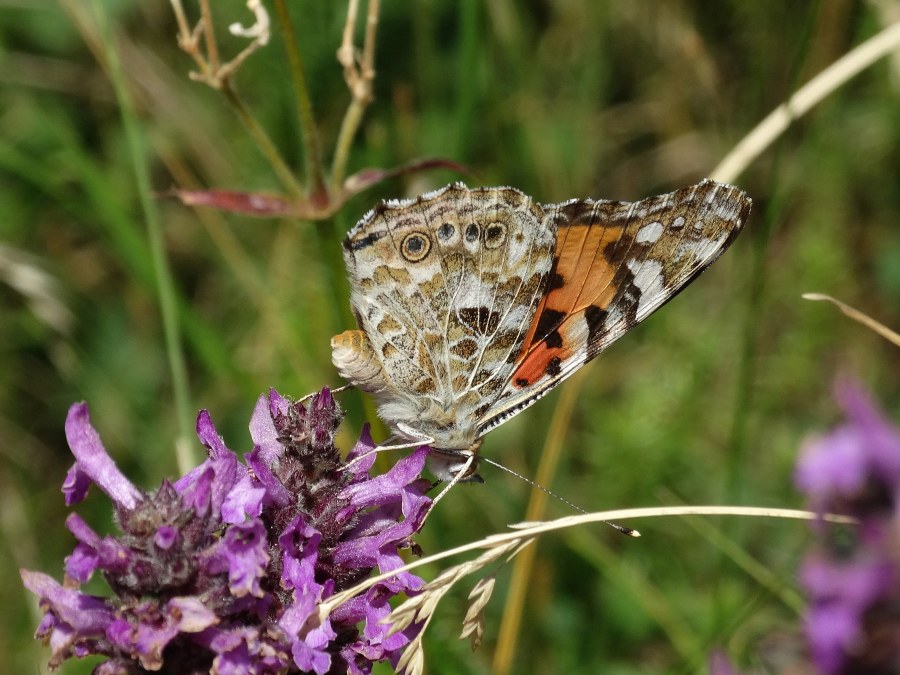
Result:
[312, 506, 852, 673]
[711, 20, 900, 184]
[803, 293, 900, 347]
[169, 0, 270, 88]
[392, 539, 528, 675]
[331, 0, 382, 193]
[460, 577, 496, 650]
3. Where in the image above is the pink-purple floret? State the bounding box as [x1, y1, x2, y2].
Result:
[22, 388, 429, 674]
[794, 380, 900, 674]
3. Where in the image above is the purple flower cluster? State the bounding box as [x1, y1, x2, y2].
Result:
[21, 388, 431, 674]
[795, 380, 900, 674]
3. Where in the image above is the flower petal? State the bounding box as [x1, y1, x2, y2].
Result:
[340, 446, 428, 508]
[64, 403, 143, 510]
[204, 520, 270, 598]
[169, 596, 218, 632]
[249, 391, 286, 465]
[21, 570, 115, 635]
[64, 543, 98, 583]
[196, 409, 230, 459]
[61, 463, 92, 505]
[220, 473, 266, 524]
[246, 446, 292, 507]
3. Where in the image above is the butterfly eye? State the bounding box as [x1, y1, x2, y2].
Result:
[400, 232, 431, 262]
[465, 222, 480, 243]
[437, 222, 455, 241]
[483, 221, 507, 249]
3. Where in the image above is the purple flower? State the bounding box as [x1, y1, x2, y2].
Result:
[22, 388, 429, 673]
[708, 650, 741, 675]
[796, 383, 900, 518]
[795, 379, 900, 674]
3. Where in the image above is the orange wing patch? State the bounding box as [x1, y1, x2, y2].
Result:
[512, 206, 628, 388]
[477, 180, 750, 437]
[510, 318, 583, 387]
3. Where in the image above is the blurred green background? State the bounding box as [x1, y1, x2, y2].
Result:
[3, 1, 900, 673]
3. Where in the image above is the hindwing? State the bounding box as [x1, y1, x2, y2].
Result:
[338, 183, 557, 447]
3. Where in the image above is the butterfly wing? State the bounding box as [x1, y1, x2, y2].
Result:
[337, 183, 557, 449]
[476, 179, 751, 436]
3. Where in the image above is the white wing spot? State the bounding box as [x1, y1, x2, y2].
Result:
[627, 259, 665, 312]
[636, 221, 664, 244]
[672, 216, 686, 229]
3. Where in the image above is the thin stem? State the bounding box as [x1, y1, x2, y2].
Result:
[565, 528, 702, 664]
[330, 100, 366, 193]
[199, 0, 219, 73]
[360, 0, 379, 79]
[330, 0, 380, 193]
[168, 0, 209, 76]
[711, 19, 900, 184]
[803, 293, 900, 347]
[273, 0, 326, 197]
[93, 1, 196, 470]
[676, 501, 807, 614]
[169, 0, 191, 43]
[221, 80, 305, 198]
[319, 505, 853, 620]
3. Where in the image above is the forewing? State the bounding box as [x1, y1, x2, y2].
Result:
[477, 179, 751, 435]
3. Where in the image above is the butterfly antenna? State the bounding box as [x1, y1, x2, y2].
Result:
[479, 457, 585, 513]
[479, 457, 640, 538]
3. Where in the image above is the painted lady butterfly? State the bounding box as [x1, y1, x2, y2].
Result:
[332, 180, 750, 481]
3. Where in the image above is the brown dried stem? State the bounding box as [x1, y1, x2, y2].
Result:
[170, 1, 301, 197]
[711, 19, 900, 184]
[314, 506, 852, 674]
[169, 0, 270, 88]
[331, 0, 381, 194]
[199, 0, 219, 75]
[803, 293, 900, 348]
[493, 369, 588, 674]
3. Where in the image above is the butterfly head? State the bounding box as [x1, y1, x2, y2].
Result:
[390, 418, 485, 483]
[425, 440, 484, 483]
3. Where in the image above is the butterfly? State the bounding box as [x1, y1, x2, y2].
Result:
[331, 179, 751, 481]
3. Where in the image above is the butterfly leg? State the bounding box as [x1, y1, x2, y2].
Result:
[341, 436, 435, 475]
